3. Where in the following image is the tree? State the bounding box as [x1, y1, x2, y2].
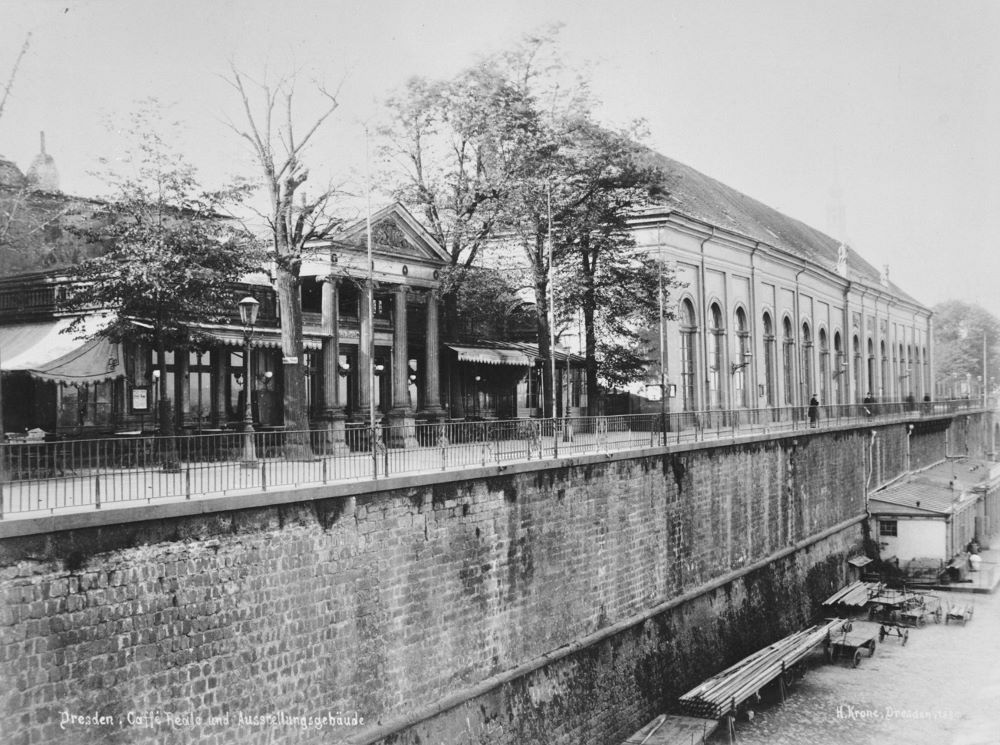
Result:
[226, 67, 342, 457]
[62, 101, 259, 464]
[548, 121, 677, 411]
[932, 300, 1000, 394]
[379, 63, 541, 339]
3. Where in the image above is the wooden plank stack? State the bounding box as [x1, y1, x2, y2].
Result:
[677, 618, 846, 719]
[821, 580, 881, 608]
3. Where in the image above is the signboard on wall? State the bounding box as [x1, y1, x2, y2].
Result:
[131, 387, 149, 412]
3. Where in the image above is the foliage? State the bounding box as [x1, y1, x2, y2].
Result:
[61, 101, 259, 442]
[380, 29, 680, 410]
[440, 264, 534, 341]
[225, 67, 342, 448]
[932, 300, 1000, 386]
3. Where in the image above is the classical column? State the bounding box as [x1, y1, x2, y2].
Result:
[358, 281, 373, 418]
[321, 278, 349, 454]
[386, 284, 418, 448]
[419, 290, 447, 420]
[210, 349, 228, 427]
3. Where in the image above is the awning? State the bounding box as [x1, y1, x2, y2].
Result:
[448, 345, 534, 367]
[191, 324, 325, 351]
[24, 336, 124, 384]
[1, 315, 111, 372]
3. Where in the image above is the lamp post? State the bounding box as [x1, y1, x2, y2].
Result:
[238, 295, 260, 466]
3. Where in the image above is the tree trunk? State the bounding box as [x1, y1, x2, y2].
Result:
[275, 266, 313, 459]
[156, 336, 179, 470]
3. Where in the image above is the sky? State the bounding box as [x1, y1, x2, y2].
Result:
[1, 0, 998, 317]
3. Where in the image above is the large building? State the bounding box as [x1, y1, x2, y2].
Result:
[630, 151, 932, 420]
[0, 142, 933, 438]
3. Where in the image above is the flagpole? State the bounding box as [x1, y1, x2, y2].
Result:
[364, 125, 377, 448]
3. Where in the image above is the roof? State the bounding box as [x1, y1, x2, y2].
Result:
[638, 149, 925, 307]
[869, 459, 987, 516]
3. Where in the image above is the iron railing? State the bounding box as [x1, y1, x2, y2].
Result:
[0, 398, 983, 519]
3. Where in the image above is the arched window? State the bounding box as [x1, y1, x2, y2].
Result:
[907, 344, 915, 397]
[922, 346, 929, 399]
[801, 322, 813, 404]
[709, 303, 724, 409]
[818, 329, 829, 407]
[783, 317, 795, 406]
[867, 338, 876, 398]
[853, 335, 862, 402]
[680, 299, 697, 412]
[880, 340, 888, 399]
[834, 331, 844, 405]
[763, 312, 776, 406]
[734, 307, 749, 408]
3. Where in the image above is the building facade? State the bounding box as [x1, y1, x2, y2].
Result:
[630, 152, 933, 419]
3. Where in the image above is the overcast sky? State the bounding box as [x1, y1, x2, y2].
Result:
[2, 0, 998, 317]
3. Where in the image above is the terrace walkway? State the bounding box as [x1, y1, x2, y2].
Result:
[0, 401, 981, 522]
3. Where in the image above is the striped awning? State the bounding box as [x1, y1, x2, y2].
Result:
[1, 315, 114, 376]
[447, 345, 534, 367]
[191, 323, 325, 351]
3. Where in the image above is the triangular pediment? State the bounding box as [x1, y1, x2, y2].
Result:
[331, 202, 449, 266]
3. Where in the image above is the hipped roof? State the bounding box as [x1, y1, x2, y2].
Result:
[639, 150, 924, 307]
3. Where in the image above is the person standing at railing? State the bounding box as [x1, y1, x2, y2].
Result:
[863, 392, 874, 418]
[808, 394, 820, 428]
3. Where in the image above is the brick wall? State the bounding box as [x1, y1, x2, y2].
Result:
[0, 419, 972, 745]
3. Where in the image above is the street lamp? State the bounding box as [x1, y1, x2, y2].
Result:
[238, 295, 260, 466]
[730, 351, 753, 375]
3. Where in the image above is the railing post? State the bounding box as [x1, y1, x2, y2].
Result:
[260, 459, 267, 491]
[552, 417, 559, 459]
[185, 463, 191, 499]
[94, 473, 101, 510]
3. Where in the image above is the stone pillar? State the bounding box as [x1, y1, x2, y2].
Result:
[210, 349, 228, 427]
[358, 281, 373, 419]
[321, 278, 349, 454]
[386, 285, 417, 448]
[419, 290, 447, 420]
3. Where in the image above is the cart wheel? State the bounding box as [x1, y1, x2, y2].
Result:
[934, 610, 941, 624]
[918, 616, 925, 628]
[853, 649, 863, 668]
[902, 630, 909, 646]
[868, 642, 876, 657]
[879, 627, 886, 642]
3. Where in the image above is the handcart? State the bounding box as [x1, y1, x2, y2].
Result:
[877, 622, 909, 645]
[945, 602, 974, 626]
[897, 593, 942, 627]
[826, 622, 878, 667]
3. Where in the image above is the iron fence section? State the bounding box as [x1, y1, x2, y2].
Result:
[0, 398, 982, 519]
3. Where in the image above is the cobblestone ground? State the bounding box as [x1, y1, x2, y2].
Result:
[710, 583, 999, 745]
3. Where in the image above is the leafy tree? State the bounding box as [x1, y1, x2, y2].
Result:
[62, 101, 259, 463]
[548, 121, 678, 411]
[378, 60, 541, 339]
[932, 300, 1000, 394]
[226, 67, 342, 457]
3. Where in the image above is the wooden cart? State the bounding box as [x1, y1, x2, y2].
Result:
[827, 624, 878, 667]
[945, 602, 974, 626]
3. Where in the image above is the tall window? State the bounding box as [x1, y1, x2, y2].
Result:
[734, 307, 749, 408]
[763, 312, 776, 406]
[801, 322, 813, 403]
[186, 351, 212, 422]
[782, 317, 795, 405]
[709, 303, 724, 409]
[880, 341, 888, 399]
[834, 332, 844, 405]
[853, 335, 862, 401]
[818, 329, 828, 407]
[680, 299, 697, 411]
[867, 338, 876, 397]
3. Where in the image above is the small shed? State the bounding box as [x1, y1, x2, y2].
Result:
[869, 459, 985, 565]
